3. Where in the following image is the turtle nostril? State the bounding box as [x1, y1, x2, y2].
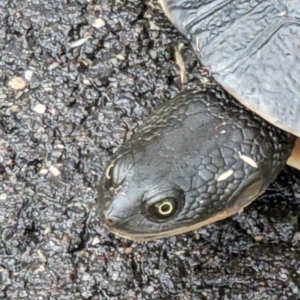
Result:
[105, 218, 116, 226]
[99, 211, 115, 225]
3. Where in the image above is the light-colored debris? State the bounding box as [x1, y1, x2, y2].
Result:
[239, 152, 258, 168]
[37, 250, 47, 262]
[115, 54, 125, 60]
[69, 36, 91, 48]
[34, 264, 45, 274]
[124, 247, 133, 254]
[92, 237, 100, 245]
[149, 21, 160, 31]
[49, 165, 60, 176]
[217, 169, 234, 181]
[83, 78, 92, 85]
[24, 70, 33, 81]
[201, 66, 212, 77]
[196, 36, 201, 52]
[175, 43, 187, 84]
[6, 105, 20, 115]
[147, 0, 160, 9]
[200, 66, 215, 85]
[48, 62, 61, 71]
[43, 227, 51, 235]
[200, 77, 215, 85]
[254, 235, 263, 242]
[39, 169, 48, 175]
[91, 18, 106, 28]
[7, 76, 27, 90]
[0, 193, 7, 201]
[33, 103, 47, 114]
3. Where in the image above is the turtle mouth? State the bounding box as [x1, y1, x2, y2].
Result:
[103, 184, 267, 241]
[103, 208, 234, 241]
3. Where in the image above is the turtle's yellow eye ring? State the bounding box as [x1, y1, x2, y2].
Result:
[147, 197, 178, 221]
[105, 164, 114, 179]
[104, 163, 114, 189]
[158, 201, 174, 215]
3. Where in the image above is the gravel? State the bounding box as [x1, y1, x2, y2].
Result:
[0, 0, 300, 299]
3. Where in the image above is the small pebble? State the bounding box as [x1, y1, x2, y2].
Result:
[149, 21, 160, 30]
[6, 105, 20, 115]
[254, 235, 263, 242]
[7, 76, 27, 90]
[37, 250, 47, 262]
[49, 165, 60, 176]
[43, 227, 52, 235]
[92, 237, 100, 245]
[91, 18, 106, 28]
[24, 70, 33, 81]
[0, 193, 7, 201]
[39, 169, 48, 175]
[115, 54, 125, 60]
[33, 104, 47, 114]
[34, 265, 45, 274]
[124, 247, 133, 254]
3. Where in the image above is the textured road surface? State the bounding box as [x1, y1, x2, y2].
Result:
[0, 1, 300, 299]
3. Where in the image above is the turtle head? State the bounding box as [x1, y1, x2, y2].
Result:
[97, 89, 295, 241]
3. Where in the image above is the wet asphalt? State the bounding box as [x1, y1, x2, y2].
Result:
[1, 0, 300, 299]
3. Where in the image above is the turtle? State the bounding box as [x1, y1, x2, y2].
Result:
[97, 0, 300, 241]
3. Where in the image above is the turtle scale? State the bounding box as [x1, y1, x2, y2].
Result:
[159, 0, 300, 136]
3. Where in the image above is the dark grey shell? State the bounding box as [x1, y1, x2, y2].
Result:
[159, 0, 300, 137]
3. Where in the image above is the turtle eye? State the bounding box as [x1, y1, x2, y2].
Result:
[147, 198, 179, 221]
[104, 163, 114, 189]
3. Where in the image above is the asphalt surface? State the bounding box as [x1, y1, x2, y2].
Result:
[1, 0, 300, 299]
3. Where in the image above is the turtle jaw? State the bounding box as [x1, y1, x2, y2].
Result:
[102, 194, 260, 242]
[103, 209, 235, 241]
[101, 174, 270, 242]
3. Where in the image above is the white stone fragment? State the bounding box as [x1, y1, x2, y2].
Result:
[33, 104, 46, 114]
[91, 18, 105, 28]
[8, 77, 27, 90]
[39, 169, 48, 175]
[49, 165, 60, 176]
[0, 193, 7, 201]
[69, 36, 91, 48]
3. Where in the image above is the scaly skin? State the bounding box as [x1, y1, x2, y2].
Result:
[97, 86, 296, 241]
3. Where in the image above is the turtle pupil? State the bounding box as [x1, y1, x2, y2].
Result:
[161, 204, 170, 213]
